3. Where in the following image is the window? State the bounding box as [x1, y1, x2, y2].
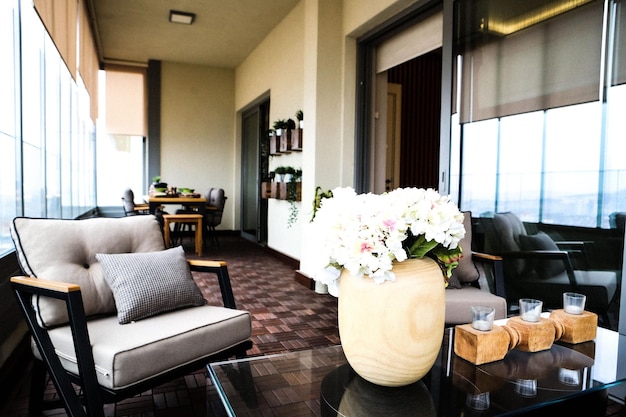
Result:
[454, 0, 626, 228]
[0, 0, 97, 257]
[0, 0, 20, 255]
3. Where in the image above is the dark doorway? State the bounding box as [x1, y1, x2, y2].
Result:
[240, 100, 270, 243]
[387, 48, 442, 189]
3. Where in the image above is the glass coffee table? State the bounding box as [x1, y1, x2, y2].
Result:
[208, 327, 626, 416]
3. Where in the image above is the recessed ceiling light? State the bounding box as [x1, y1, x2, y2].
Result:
[169, 10, 195, 25]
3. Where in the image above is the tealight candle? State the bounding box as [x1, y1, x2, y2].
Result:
[471, 306, 496, 331]
[563, 292, 586, 315]
[519, 298, 542, 322]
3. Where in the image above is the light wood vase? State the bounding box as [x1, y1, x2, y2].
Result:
[338, 257, 446, 387]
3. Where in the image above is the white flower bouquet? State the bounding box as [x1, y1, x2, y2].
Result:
[312, 187, 465, 296]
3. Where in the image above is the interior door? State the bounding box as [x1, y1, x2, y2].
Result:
[386, 83, 402, 191]
[240, 101, 269, 243]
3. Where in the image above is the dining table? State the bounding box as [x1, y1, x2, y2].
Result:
[146, 194, 208, 215]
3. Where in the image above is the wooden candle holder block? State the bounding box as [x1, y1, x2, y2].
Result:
[454, 324, 519, 365]
[549, 309, 597, 344]
[270, 182, 282, 199]
[506, 316, 563, 353]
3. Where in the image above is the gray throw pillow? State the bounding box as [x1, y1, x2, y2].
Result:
[96, 246, 206, 324]
[518, 231, 566, 278]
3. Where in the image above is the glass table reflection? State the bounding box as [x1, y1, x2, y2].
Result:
[207, 327, 626, 416]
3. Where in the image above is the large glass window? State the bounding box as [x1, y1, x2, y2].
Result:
[454, 0, 626, 229]
[0, 0, 20, 255]
[0, 0, 97, 257]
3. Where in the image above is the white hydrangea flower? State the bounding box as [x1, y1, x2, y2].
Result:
[311, 186, 465, 296]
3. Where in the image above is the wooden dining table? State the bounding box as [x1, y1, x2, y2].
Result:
[146, 195, 208, 215]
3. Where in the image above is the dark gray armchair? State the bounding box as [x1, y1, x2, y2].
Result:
[490, 212, 618, 324]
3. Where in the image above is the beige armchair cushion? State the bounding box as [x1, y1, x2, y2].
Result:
[445, 286, 507, 324]
[11, 216, 165, 327]
[35, 305, 251, 390]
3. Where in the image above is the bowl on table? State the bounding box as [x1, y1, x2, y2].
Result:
[178, 188, 195, 196]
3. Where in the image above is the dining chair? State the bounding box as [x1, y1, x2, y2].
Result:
[204, 188, 227, 247]
[121, 188, 149, 216]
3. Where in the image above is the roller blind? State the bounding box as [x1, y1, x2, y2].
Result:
[459, 1, 603, 123]
[79, 0, 99, 121]
[613, 0, 626, 86]
[376, 11, 443, 73]
[105, 65, 147, 136]
[34, 0, 78, 79]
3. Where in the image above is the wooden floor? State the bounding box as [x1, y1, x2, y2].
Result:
[1, 235, 623, 416]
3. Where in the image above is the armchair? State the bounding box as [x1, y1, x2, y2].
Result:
[10, 215, 252, 417]
[490, 212, 618, 324]
[444, 212, 508, 324]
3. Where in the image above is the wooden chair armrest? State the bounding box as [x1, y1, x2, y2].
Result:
[188, 259, 227, 268]
[11, 276, 80, 293]
[188, 260, 237, 309]
[471, 252, 506, 299]
[471, 252, 502, 262]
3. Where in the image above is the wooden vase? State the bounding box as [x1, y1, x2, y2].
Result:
[338, 257, 446, 387]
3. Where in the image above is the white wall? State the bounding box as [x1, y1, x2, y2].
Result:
[235, 2, 306, 258]
[157, 0, 424, 260]
[160, 62, 236, 230]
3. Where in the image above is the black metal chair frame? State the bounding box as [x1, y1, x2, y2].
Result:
[11, 260, 252, 417]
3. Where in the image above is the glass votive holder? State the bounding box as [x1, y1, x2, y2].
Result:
[519, 298, 543, 322]
[471, 306, 496, 331]
[559, 368, 581, 386]
[466, 392, 490, 411]
[514, 379, 537, 398]
[563, 292, 586, 315]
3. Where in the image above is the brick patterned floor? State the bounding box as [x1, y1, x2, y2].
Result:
[0, 235, 339, 417]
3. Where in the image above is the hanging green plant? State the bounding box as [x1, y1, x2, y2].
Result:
[286, 172, 300, 228]
[311, 186, 333, 221]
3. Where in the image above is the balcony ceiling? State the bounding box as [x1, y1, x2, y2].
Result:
[91, 0, 300, 68]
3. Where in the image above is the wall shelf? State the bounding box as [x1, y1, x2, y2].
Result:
[261, 182, 301, 201]
[270, 128, 303, 155]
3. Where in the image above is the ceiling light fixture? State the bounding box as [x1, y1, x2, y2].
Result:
[169, 10, 195, 25]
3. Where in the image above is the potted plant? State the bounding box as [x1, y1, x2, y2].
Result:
[295, 110, 303, 129]
[273, 119, 287, 136]
[274, 166, 286, 182]
[310, 187, 465, 386]
[283, 166, 296, 183]
[151, 175, 168, 194]
[294, 168, 303, 182]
